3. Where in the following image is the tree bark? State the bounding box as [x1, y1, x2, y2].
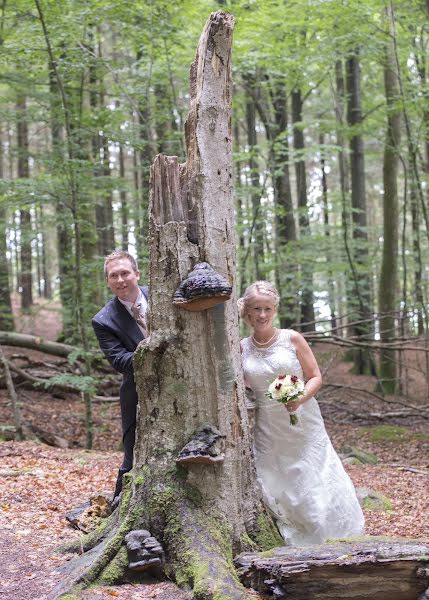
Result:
[54, 12, 280, 600]
[271, 80, 298, 328]
[346, 50, 374, 374]
[319, 132, 337, 333]
[291, 88, 315, 331]
[48, 55, 74, 339]
[379, 4, 401, 393]
[0, 331, 77, 357]
[16, 94, 33, 310]
[0, 124, 14, 331]
[235, 539, 429, 599]
[118, 135, 129, 251]
[245, 88, 264, 280]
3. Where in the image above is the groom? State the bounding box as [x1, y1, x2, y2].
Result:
[92, 249, 148, 500]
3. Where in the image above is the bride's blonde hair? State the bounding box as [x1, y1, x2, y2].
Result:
[237, 281, 280, 326]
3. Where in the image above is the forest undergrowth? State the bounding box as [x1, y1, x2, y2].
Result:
[0, 297, 428, 599]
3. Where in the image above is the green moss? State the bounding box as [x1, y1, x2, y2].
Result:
[363, 425, 409, 442]
[133, 345, 147, 369]
[183, 482, 204, 507]
[119, 477, 132, 521]
[97, 546, 128, 585]
[58, 514, 112, 554]
[240, 532, 258, 552]
[326, 534, 397, 544]
[253, 513, 283, 550]
[362, 493, 393, 512]
[133, 474, 145, 486]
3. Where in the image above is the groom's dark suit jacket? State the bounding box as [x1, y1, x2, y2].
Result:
[92, 286, 148, 468]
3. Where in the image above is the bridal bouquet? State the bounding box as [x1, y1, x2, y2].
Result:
[266, 374, 305, 425]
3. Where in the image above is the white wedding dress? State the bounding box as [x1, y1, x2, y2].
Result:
[242, 329, 364, 546]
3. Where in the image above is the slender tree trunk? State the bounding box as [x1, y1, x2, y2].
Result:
[378, 4, 401, 393]
[233, 119, 247, 294]
[49, 58, 74, 339]
[319, 132, 337, 332]
[410, 183, 424, 335]
[0, 124, 13, 331]
[136, 55, 155, 272]
[39, 205, 52, 299]
[271, 81, 298, 327]
[346, 50, 374, 374]
[55, 14, 280, 599]
[36, 0, 94, 449]
[34, 208, 43, 297]
[118, 140, 129, 251]
[245, 92, 264, 280]
[16, 94, 33, 310]
[97, 32, 115, 254]
[334, 59, 352, 337]
[0, 344, 23, 440]
[291, 88, 314, 331]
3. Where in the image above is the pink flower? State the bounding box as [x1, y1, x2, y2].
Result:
[278, 375, 286, 380]
[291, 375, 298, 384]
[275, 383, 282, 390]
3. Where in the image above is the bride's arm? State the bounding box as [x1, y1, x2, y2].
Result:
[287, 331, 322, 412]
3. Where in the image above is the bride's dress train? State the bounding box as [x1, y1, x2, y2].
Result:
[242, 329, 364, 546]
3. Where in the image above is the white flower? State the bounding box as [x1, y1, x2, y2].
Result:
[268, 380, 283, 399]
[282, 384, 295, 396]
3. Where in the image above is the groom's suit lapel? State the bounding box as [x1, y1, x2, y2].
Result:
[112, 296, 144, 346]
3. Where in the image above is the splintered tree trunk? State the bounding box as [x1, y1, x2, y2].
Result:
[132, 12, 274, 594]
[54, 12, 279, 600]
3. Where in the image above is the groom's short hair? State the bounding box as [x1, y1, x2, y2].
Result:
[104, 249, 139, 277]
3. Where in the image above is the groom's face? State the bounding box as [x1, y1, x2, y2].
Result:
[106, 257, 140, 303]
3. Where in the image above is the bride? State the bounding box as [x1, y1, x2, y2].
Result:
[239, 281, 364, 546]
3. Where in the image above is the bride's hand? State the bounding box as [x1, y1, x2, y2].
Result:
[286, 399, 303, 412]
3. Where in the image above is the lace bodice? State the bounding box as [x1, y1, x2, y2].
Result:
[242, 329, 304, 408]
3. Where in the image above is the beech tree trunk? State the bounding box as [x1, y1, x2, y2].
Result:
[0, 125, 13, 331]
[245, 92, 264, 280]
[291, 88, 315, 331]
[346, 50, 374, 374]
[54, 12, 279, 600]
[16, 94, 33, 310]
[271, 80, 298, 328]
[379, 4, 401, 393]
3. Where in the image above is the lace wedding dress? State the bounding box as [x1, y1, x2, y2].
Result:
[242, 329, 364, 546]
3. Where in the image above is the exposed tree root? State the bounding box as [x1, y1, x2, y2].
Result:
[52, 469, 258, 600]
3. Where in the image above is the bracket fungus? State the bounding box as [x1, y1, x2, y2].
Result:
[125, 529, 165, 573]
[173, 262, 232, 311]
[176, 424, 226, 465]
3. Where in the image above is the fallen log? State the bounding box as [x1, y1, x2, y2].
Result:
[235, 539, 429, 600]
[0, 332, 77, 356]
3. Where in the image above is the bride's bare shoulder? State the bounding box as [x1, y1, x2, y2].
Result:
[282, 329, 306, 348]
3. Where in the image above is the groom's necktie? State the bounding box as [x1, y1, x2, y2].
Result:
[131, 302, 147, 336]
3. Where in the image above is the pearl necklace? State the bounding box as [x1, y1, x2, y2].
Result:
[252, 328, 278, 347]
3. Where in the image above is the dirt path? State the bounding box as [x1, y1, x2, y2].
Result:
[0, 442, 191, 600]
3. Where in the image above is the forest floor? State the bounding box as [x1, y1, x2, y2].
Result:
[0, 297, 428, 599]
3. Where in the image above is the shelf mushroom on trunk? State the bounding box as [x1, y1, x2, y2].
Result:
[173, 262, 232, 311]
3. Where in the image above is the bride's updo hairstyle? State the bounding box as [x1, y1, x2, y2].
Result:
[237, 281, 280, 326]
